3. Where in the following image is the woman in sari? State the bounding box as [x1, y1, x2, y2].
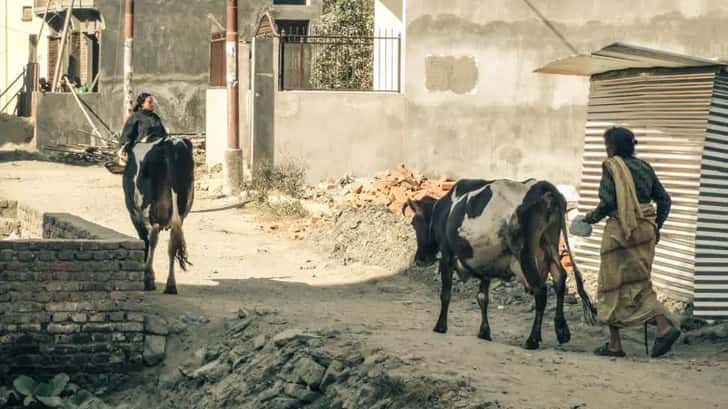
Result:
[575, 127, 681, 358]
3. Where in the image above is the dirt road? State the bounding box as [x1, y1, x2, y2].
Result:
[1, 160, 726, 409]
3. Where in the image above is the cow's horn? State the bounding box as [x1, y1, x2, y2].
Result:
[401, 200, 411, 216]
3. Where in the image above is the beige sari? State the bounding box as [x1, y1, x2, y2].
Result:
[597, 157, 660, 328]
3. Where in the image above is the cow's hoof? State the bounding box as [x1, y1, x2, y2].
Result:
[144, 282, 156, 291]
[433, 324, 448, 334]
[555, 320, 571, 344]
[163, 287, 178, 295]
[524, 338, 540, 350]
[478, 330, 492, 341]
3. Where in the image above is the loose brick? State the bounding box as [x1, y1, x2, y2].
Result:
[0, 249, 15, 261]
[17, 251, 36, 262]
[46, 302, 79, 312]
[79, 242, 100, 251]
[128, 250, 145, 261]
[109, 312, 126, 322]
[13, 302, 44, 313]
[88, 313, 106, 322]
[52, 313, 70, 322]
[57, 250, 75, 261]
[111, 332, 127, 342]
[91, 333, 113, 343]
[31, 262, 52, 272]
[100, 242, 121, 250]
[112, 271, 129, 280]
[121, 261, 146, 271]
[126, 312, 145, 322]
[33, 271, 53, 280]
[120, 241, 145, 250]
[47, 323, 81, 334]
[115, 322, 144, 333]
[17, 323, 42, 332]
[127, 271, 144, 281]
[75, 252, 94, 261]
[114, 249, 129, 259]
[83, 323, 116, 333]
[70, 313, 88, 323]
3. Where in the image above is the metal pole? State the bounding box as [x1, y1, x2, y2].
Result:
[123, 0, 134, 121]
[223, 0, 242, 195]
[226, 0, 239, 150]
[51, 0, 75, 92]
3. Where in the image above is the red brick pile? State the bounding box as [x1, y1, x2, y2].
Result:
[344, 165, 455, 215]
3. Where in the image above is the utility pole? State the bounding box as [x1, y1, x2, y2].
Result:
[123, 0, 134, 120]
[224, 0, 242, 196]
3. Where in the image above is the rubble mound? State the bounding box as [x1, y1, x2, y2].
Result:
[307, 205, 416, 272]
[109, 310, 488, 409]
[340, 165, 453, 215]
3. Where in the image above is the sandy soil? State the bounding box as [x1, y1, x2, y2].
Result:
[1, 159, 727, 409]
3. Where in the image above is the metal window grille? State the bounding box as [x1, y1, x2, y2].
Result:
[279, 26, 401, 92]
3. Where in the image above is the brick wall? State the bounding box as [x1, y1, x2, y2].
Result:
[0, 201, 146, 384]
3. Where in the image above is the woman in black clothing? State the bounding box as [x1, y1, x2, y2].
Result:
[117, 92, 168, 162]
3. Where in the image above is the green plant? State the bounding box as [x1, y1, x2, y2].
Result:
[310, 0, 374, 90]
[267, 200, 309, 219]
[248, 160, 307, 202]
[11, 374, 98, 408]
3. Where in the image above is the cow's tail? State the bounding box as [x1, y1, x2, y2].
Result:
[170, 223, 191, 271]
[558, 197, 598, 326]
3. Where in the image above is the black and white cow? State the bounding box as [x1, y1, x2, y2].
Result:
[123, 137, 194, 294]
[404, 179, 596, 349]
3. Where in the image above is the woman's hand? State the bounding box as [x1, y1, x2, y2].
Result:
[570, 215, 593, 237]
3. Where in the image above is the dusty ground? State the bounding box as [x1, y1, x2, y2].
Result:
[1, 159, 728, 409]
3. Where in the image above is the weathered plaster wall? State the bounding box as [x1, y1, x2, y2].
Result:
[96, 0, 322, 136]
[35, 92, 103, 148]
[275, 91, 405, 183]
[404, 0, 728, 185]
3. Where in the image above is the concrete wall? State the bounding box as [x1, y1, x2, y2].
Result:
[403, 0, 728, 185]
[275, 91, 405, 183]
[0, 0, 47, 114]
[34, 92, 103, 148]
[206, 44, 252, 168]
[95, 0, 322, 137]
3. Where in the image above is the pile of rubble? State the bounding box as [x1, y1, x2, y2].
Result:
[341, 165, 453, 215]
[108, 309, 488, 409]
[258, 165, 454, 240]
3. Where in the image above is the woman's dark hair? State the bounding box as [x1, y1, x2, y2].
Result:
[132, 92, 153, 112]
[604, 126, 638, 157]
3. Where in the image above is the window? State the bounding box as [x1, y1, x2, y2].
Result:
[21, 6, 33, 22]
[276, 20, 309, 39]
[273, 0, 307, 5]
[209, 32, 226, 87]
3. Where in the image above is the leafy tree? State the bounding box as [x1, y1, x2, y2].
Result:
[310, 0, 374, 90]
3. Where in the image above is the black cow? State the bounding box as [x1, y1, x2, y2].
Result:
[123, 137, 195, 294]
[404, 179, 596, 349]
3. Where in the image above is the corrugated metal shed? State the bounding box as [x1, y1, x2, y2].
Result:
[536, 43, 728, 317]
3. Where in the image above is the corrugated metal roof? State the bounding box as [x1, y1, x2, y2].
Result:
[534, 43, 726, 76]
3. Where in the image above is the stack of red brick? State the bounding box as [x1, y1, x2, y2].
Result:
[345, 165, 455, 215]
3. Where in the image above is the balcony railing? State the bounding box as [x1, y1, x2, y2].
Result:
[34, 0, 97, 14]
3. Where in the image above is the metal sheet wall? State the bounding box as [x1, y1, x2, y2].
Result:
[575, 69, 718, 302]
[694, 71, 728, 317]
